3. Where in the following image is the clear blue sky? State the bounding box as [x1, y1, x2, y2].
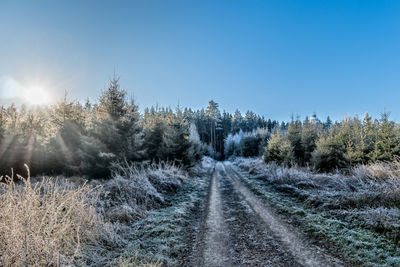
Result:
[1, 0, 400, 121]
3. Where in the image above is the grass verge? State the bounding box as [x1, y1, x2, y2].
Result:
[117, 168, 210, 266]
[231, 163, 400, 266]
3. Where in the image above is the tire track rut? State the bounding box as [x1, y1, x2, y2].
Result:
[224, 162, 343, 267]
[201, 164, 231, 266]
[219, 163, 299, 266]
[191, 162, 342, 267]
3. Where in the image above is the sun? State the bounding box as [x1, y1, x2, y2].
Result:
[24, 86, 50, 105]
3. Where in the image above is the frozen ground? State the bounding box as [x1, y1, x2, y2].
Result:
[188, 162, 341, 266]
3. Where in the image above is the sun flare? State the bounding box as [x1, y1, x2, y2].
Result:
[24, 86, 50, 105]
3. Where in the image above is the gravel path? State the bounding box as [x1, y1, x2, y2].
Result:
[189, 162, 343, 267]
[201, 164, 232, 266]
[223, 162, 343, 267]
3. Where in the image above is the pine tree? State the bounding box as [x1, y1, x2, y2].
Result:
[333, 117, 363, 166]
[206, 100, 222, 155]
[324, 116, 332, 130]
[312, 129, 348, 172]
[362, 112, 377, 162]
[98, 76, 127, 119]
[376, 111, 400, 161]
[287, 119, 303, 165]
[52, 92, 85, 130]
[143, 121, 165, 162]
[232, 110, 243, 133]
[264, 129, 292, 165]
[301, 117, 318, 165]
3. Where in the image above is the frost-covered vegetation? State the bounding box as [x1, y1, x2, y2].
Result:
[0, 165, 109, 266]
[233, 157, 400, 264]
[0, 78, 200, 177]
[97, 161, 188, 222]
[263, 113, 400, 173]
[224, 128, 269, 158]
[226, 112, 400, 174]
[119, 157, 213, 265]
[0, 158, 213, 266]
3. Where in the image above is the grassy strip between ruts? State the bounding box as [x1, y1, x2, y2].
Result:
[117, 171, 210, 266]
[231, 164, 400, 266]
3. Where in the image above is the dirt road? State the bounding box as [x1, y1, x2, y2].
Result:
[189, 162, 343, 267]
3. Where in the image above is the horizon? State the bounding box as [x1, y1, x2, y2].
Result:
[0, 79, 393, 124]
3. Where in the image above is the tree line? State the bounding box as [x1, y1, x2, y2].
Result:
[184, 100, 275, 158]
[3, 76, 391, 176]
[0, 78, 273, 177]
[226, 112, 400, 173]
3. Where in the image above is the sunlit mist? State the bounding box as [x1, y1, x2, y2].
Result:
[24, 86, 50, 105]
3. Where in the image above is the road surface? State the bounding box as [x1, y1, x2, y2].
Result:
[189, 162, 343, 267]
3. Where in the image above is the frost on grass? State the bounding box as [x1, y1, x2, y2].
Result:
[234, 157, 400, 211]
[0, 159, 204, 266]
[0, 165, 115, 266]
[118, 158, 211, 265]
[94, 161, 188, 223]
[232, 157, 400, 265]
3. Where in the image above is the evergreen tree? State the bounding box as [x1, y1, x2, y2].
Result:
[240, 135, 261, 157]
[287, 119, 303, 165]
[324, 116, 332, 130]
[312, 128, 348, 172]
[221, 111, 232, 138]
[206, 100, 222, 155]
[98, 76, 127, 119]
[301, 117, 318, 165]
[376, 111, 400, 161]
[362, 112, 377, 162]
[339, 117, 363, 166]
[264, 129, 291, 165]
[232, 110, 243, 133]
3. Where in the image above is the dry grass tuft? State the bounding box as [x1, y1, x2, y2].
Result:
[98, 161, 188, 223]
[0, 165, 102, 266]
[353, 158, 400, 180]
[0, 161, 192, 266]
